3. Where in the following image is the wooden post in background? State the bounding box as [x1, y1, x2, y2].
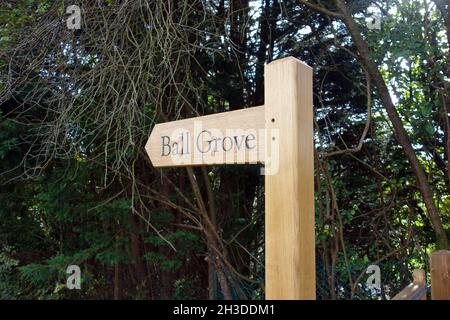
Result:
[264, 57, 315, 299]
[413, 269, 427, 300]
[430, 250, 450, 300]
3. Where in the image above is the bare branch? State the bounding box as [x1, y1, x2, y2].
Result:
[297, 0, 344, 18]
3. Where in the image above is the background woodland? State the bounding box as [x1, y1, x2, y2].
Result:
[0, 0, 449, 299]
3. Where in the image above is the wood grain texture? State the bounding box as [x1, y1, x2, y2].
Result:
[264, 57, 315, 299]
[430, 250, 450, 300]
[145, 106, 265, 167]
[392, 269, 426, 300]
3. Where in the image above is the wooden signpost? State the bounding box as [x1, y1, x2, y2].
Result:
[145, 57, 315, 300]
[146, 106, 266, 167]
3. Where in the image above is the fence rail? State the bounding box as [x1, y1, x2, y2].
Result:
[392, 250, 450, 300]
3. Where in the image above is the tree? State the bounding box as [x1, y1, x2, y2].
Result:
[298, 0, 448, 249]
[0, 0, 448, 300]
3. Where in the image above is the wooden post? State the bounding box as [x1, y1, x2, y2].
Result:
[413, 269, 427, 300]
[264, 57, 315, 299]
[145, 56, 316, 300]
[430, 250, 450, 300]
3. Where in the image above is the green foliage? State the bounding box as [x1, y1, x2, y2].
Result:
[0, 0, 449, 300]
[0, 249, 22, 299]
[173, 276, 202, 300]
[144, 230, 202, 272]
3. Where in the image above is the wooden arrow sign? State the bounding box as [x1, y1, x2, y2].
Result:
[145, 57, 315, 300]
[145, 105, 266, 167]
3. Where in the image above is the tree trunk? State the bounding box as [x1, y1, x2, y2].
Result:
[186, 167, 234, 299]
[114, 262, 121, 300]
[330, 0, 449, 249]
[128, 212, 149, 296]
